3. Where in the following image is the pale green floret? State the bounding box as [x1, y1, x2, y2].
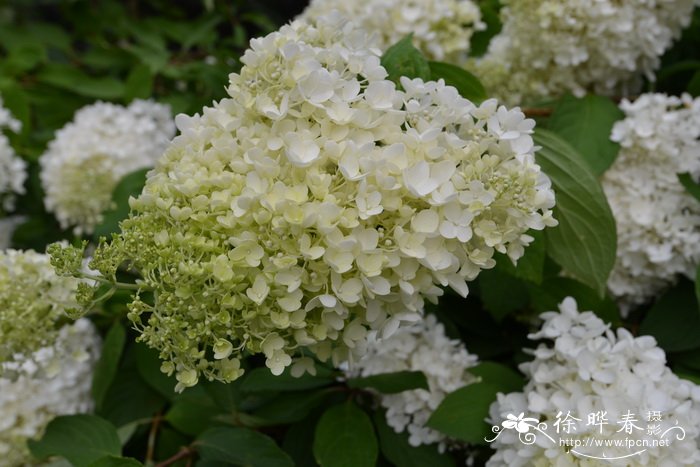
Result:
[52, 15, 557, 391]
[0, 249, 82, 370]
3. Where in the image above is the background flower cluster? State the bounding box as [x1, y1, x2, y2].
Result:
[1, 1, 700, 466]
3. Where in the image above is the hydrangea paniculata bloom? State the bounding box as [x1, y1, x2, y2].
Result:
[487, 297, 700, 466]
[472, 0, 695, 105]
[73, 14, 556, 391]
[0, 319, 100, 466]
[298, 0, 483, 63]
[603, 93, 700, 312]
[0, 95, 26, 213]
[0, 249, 83, 368]
[348, 314, 478, 450]
[40, 99, 175, 234]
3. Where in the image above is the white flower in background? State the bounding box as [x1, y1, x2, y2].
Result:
[40, 99, 175, 234]
[471, 0, 695, 105]
[84, 13, 556, 388]
[487, 297, 700, 466]
[0, 319, 100, 467]
[0, 95, 26, 212]
[603, 93, 700, 312]
[349, 314, 478, 450]
[298, 0, 483, 63]
[0, 216, 24, 250]
[0, 249, 83, 367]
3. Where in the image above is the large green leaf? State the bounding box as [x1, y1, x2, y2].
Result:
[426, 382, 501, 444]
[470, 362, 525, 393]
[314, 402, 378, 467]
[640, 279, 700, 352]
[28, 415, 122, 467]
[381, 35, 431, 85]
[428, 61, 486, 103]
[37, 64, 125, 99]
[678, 173, 700, 203]
[346, 370, 428, 394]
[495, 230, 546, 284]
[165, 390, 221, 436]
[196, 427, 294, 467]
[87, 457, 142, 467]
[548, 94, 623, 175]
[534, 129, 617, 296]
[252, 388, 335, 426]
[373, 411, 454, 467]
[134, 343, 176, 399]
[477, 267, 529, 321]
[92, 322, 127, 411]
[697, 265, 700, 313]
[240, 366, 334, 393]
[527, 277, 620, 325]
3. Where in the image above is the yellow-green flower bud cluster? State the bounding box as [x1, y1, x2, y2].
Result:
[88, 14, 556, 390]
[0, 249, 82, 369]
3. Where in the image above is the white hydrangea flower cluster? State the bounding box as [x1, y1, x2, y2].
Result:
[40, 99, 175, 234]
[603, 93, 700, 312]
[0, 94, 26, 212]
[85, 14, 556, 389]
[487, 297, 700, 466]
[472, 0, 695, 105]
[0, 249, 82, 367]
[0, 319, 100, 467]
[348, 314, 478, 450]
[298, 0, 483, 62]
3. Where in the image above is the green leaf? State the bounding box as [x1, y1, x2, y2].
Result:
[88, 456, 142, 467]
[346, 370, 428, 394]
[5, 43, 46, 74]
[688, 70, 700, 97]
[373, 411, 454, 467]
[28, 415, 121, 467]
[252, 388, 335, 426]
[240, 366, 334, 393]
[428, 61, 486, 103]
[678, 173, 700, 203]
[182, 16, 222, 50]
[527, 277, 620, 325]
[697, 265, 700, 313]
[165, 390, 220, 436]
[381, 35, 431, 85]
[37, 64, 125, 99]
[99, 346, 166, 427]
[495, 230, 546, 284]
[314, 402, 378, 467]
[196, 427, 294, 467]
[640, 279, 700, 352]
[93, 168, 149, 240]
[282, 416, 321, 467]
[134, 343, 176, 399]
[92, 322, 126, 412]
[534, 129, 617, 296]
[426, 382, 501, 444]
[469, 0, 501, 57]
[470, 362, 524, 393]
[125, 64, 154, 101]
[477, 267, 529, 321]
[547, 94, 624, 175]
